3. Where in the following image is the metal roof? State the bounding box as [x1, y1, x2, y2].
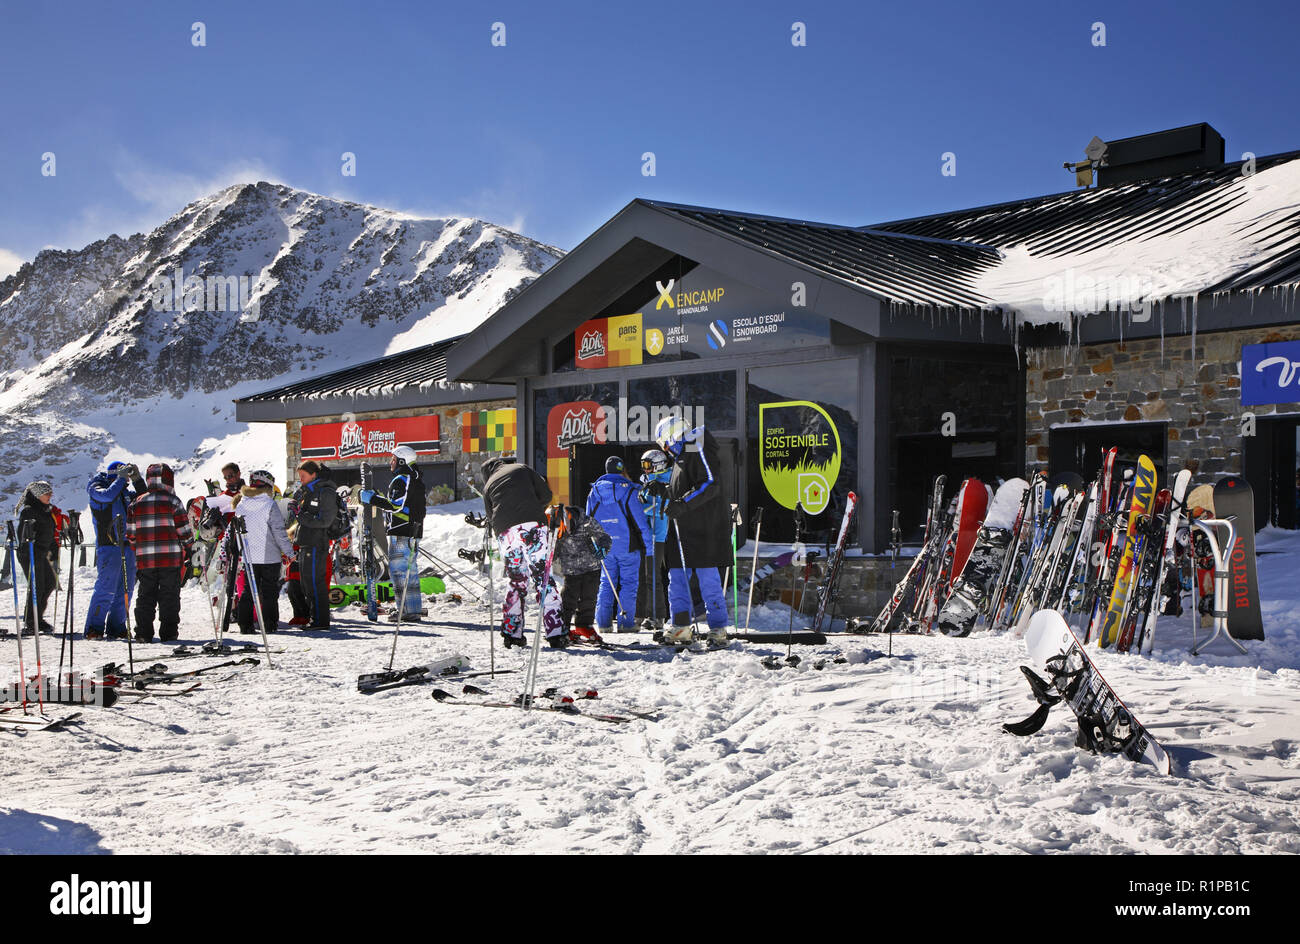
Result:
[234, 336, 514, 422]
[239, 338, 460, 403]
[641, 200, 1002, 309]
[873, 151, 1300, 294]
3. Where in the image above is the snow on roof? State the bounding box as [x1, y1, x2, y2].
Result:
[972, 157, 1300, 326]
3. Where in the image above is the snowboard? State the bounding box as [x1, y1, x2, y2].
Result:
[329, 575, 447, 608]
[1011, 609, 1171, 774]
[935, 524, 1011, 637]
[1213, 476, 1264, 640]
[1186, 483, 1216, 615]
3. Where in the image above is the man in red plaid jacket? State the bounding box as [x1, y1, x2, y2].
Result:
[127, 463, 195, 642]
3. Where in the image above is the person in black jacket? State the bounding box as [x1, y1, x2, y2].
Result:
[480, 456, 566, 649]
[15, 481, 58, 635]
[292, 460, 337, 630]
[651, 417, 732, 646]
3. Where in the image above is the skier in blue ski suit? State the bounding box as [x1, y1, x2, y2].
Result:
[585, 457, 654, 631]
[636, 450, 671, 624]
[85, 461, 146, 639]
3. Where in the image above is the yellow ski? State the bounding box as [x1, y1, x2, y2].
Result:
[1100, 454, 1157, 648]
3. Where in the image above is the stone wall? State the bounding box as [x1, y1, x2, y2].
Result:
[285, 398, 516, 496]
[1024, 326, 1300, 477]
[735, 556, 902, 625]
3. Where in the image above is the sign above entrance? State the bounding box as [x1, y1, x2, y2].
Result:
[572, 265, 830, 370]
[1242, 339, 1300, 406]
[301, 415, 441, 461]
[574, 314, 643, 369]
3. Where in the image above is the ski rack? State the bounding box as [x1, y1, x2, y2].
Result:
[419, 547, 488, 603]
[1189, 517, 1247, 656]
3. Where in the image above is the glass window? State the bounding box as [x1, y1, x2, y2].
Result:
[889, 354, 1020, 541]
[628, 371, 737, 433]
[532, 382, 619, 507]
[747, 359, 860, 544]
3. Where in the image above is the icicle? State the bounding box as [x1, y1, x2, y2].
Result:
[1190, 295, 1199, 371]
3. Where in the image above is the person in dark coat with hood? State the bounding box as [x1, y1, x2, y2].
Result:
[85, 461, 147, 639]
[479, 456, 566, 649]
[292, 460, 337, 630]
[651, 417, 732, 645]
[15, 480, 58, 634]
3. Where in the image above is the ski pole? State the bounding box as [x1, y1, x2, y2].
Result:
[671, 518, 698, 636]
[116, 522, 136, 677]
[522, 521, 557, 711]
[788, 502, 804, 638]
[7, 523, 27, 713]
[731, 504, 740, 625]
[744, 506, 763, 632]
[20, 522, 45, 713]
[483, 527, 496, 678]
[386, 538, 417, 671]
[592, 540, 625, 627]
[231, 519, 274, 669]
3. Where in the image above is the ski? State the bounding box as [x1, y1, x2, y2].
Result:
[430, 688, 634, 724]
[357, 654, 470, 693]
[811, 491, 858, 634]
[359, 461, 380, 623]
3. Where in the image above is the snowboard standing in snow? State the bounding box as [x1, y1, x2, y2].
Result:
[1005, 609, 1171, 774]
[1213, 476, 1264, 640]
[936, 479, 1025, 637]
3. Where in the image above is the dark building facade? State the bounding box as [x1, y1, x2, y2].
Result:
[448, 125, 1300, 579]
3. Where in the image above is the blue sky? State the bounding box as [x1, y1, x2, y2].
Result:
[2, 0, 1299, 276]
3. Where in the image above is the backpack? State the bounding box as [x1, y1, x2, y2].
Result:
[326, 489, 352, 540]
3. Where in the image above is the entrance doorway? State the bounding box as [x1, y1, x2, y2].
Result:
[1245, 414, 1300, 530]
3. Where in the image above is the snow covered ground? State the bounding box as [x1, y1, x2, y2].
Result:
[1, 503, 1297, 855]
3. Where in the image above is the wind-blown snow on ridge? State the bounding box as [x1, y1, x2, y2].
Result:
[0, 181, 561, 502]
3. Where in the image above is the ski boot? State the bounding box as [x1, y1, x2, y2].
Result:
[570, 626, 603, 644]
[547, 632, 571, 650]
[501, 632, 527, 650]
[659, 623, 696, 646]
[705, 627, 729, 649]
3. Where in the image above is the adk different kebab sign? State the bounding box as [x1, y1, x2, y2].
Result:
[301, 415, 441, 460]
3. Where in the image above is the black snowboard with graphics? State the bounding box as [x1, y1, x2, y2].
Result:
[1213, 476, 1264, 640]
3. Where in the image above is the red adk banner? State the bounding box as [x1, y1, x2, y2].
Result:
[301, 415, 441, 461]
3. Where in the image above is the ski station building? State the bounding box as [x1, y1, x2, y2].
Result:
[243, 122, 1300, 614]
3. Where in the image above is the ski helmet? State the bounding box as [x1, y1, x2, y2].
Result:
[653, 415, 690, 457]
[250, 469, 276, 488]
[641, 449, 669, 474]
[392, 445, 418, 467]
[605, 455, 626, 477]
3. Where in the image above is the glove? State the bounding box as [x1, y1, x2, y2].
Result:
[590, 538, 608, 560]
[358, 488, 376, 505]
[117, 463, 137, 479]
[665, 499, 687, 520]
[643, 480, 669, 500]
